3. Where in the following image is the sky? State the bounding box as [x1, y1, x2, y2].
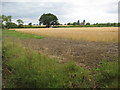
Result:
[1, 0, 119, 25]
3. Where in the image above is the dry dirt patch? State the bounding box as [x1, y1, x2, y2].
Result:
[21, 37, 118, 69]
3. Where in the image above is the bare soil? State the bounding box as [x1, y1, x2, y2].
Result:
[21, 37, 118, 69]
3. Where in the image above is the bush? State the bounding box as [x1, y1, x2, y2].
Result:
[6, 22, 18, 28]
[61, 61, 92, 88]
[18, 24, 24, 28]
[94, 59, 118, 88]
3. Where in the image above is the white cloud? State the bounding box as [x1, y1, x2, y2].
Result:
[2, 0, 65, 2]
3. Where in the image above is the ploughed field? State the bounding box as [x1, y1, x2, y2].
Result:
[12, 27, 118, 69]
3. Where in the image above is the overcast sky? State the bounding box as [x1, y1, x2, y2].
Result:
[1, 0, 119, 25]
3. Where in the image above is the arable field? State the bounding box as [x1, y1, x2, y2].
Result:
[13, 27, 118, 42]
[10, 27, 118, 68]
[3, 28, 118, 88]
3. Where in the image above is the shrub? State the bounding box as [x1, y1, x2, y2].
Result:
[6, 22, 18, 28]
[94, 59, 118, 88]
[61, 61, 92, 88]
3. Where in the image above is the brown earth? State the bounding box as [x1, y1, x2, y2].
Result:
[21, 37, 118, 69]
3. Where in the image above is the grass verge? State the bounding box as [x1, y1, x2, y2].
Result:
[3, 30, 44, 39]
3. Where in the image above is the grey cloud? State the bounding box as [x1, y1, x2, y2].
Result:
[105, 2, 118, 14]
[2, 2, 72, 17]
[2, 2, 73, 23]
[1, 1, 118, 24]
[107, 9, 118, 14]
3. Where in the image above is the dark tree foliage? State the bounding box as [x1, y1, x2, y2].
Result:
[86, 22, 90, 25]
[0, 15, 12, 29]
[83, 20, 85, 25]
[28, 22, 32, 27]
[83, 20, 85, 23]
[17, 19, 24, 25]
[16, 19, 24, 28]
[18, 24, 24, 28]
[0, 15, 11, 23]
[118, 23, 120, 27]
[39, 13, 58, 28]
[67, 23, 72, 25]
[77, 20, 80, 25]
[6, 22, 18, 29]
[73, 22, 78, 25]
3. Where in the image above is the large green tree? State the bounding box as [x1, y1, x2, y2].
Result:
[39, 13, 58, 28]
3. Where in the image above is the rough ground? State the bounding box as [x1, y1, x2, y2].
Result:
[21, 37, 118, 69]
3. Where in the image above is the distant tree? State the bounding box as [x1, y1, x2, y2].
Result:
[7, 16, 12, 22]
[6, 22, 17, 29]
[118, 23, 120, 27]
[86, 22, 90, 25]
[83, 20, 85, 25]
[106, 23, 111, 26]
[67, 23, 72, 25]
[56, 22, 60, 25]
[16, 19, 24, 25]
[113, 23, 117, 27]
[16, 19, 24, 28]
[0, 15, 11, 23]
[18, 24, 24, 28]
[77, 20, 80, 25]
[73, 22, 78, 25]
[0, 15, 12, 29]
[28, 22, 32, 27]
[96, 23, 98, 25]
[39, 13, 58, 28]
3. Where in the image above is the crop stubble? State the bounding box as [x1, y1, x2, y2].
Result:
[13, 27, 118, 42]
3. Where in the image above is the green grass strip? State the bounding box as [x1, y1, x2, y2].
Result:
[3, 30, 44, 39]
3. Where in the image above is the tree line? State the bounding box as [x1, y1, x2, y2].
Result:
[0, 14, 120, 29]
[0, 15, 31, 29]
